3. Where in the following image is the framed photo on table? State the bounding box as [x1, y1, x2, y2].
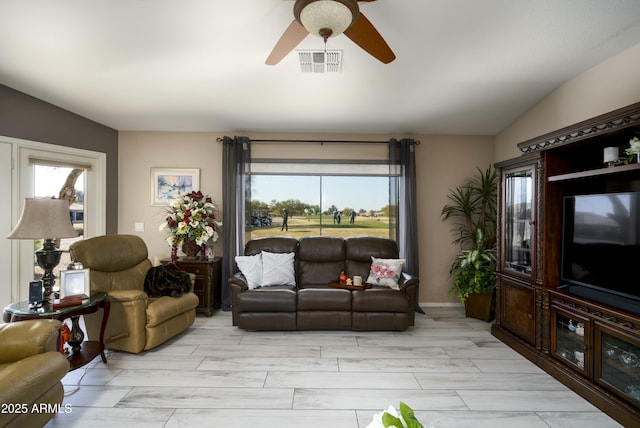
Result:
[59, 269, 90, 299]
[151, 167, 200, 206]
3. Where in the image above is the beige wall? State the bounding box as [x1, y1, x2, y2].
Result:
[118, 131, 494, 304]
[119, 42, 640, 306]
[495, 42, 640, 161]
[118, 132, 224, 264]
[415, 135, 495, 304]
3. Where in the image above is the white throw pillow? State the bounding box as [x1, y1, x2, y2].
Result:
[261, 251, 296, 287]
[235, 254, 263, 290]
[366, 257, 405, 290]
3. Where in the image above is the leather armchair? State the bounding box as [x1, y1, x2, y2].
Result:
[70, 234, 199, 354]
[0, 319, 69, 428]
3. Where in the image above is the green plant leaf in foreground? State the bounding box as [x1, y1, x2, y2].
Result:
[381, 412, 403, 427]
[400, 401, 424, 428]
[380, 402, 425, 428]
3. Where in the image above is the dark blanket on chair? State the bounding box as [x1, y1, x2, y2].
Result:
[144, 263, 191, 297]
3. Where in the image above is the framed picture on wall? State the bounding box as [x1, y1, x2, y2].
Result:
[59, 269, 90, 299]
[151, 168, 200, 206]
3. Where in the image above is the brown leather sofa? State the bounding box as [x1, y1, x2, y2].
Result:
[230, 236, 419, 331]
[70, 234, 199, 354]
[0, 319, 69, 428]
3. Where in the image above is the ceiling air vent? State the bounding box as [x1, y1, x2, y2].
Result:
[297, 50, 342, 73]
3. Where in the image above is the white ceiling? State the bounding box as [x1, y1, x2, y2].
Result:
[1, 0, 640, 135]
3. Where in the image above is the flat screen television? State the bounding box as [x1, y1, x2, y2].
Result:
[561, 192, 640, 315]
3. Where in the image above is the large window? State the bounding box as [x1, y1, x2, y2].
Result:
[246, 173, 396, 241]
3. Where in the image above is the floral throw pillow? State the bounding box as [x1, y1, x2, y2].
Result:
[366, 257, 405, 290]
[235, 253, 263, 290]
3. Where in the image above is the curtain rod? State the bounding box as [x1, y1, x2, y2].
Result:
[216, 137, 420, 145]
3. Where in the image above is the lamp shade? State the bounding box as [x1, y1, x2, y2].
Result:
[7, 198, 77, 240]
[294, 0, 358, 40]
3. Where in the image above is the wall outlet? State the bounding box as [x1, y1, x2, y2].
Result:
[134, 222, 145, 232]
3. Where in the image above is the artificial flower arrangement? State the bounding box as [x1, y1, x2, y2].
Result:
[625, 136, 640, 158]
[366, 402, 429, 428]
[159, 191, 220, 262]
[618, 136, 640, 165]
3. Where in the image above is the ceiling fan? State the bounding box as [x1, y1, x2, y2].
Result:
[266, 0, 395, 65]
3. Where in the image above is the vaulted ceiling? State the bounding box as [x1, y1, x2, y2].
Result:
[1, 0, 640, 135]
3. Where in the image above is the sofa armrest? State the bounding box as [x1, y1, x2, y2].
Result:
[107, 289, 148, 302]
[229, 272, 248, 292]
[0, 320, 61, 364]
[229, 272, 248, 326]
[0, 351, 69, 408]
[398, 272, 418, 291]
[399, 272, 419, 324]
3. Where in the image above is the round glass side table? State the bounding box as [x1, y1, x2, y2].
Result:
[3, 291, 110, 370]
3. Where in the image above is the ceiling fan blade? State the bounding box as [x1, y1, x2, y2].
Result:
[343, 12, 395, 64]
[265, 20, 309, 65]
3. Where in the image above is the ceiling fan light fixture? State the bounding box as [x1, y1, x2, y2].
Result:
[294, 0, 359, 42]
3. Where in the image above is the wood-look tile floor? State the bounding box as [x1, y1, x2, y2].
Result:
[45, 307, 623, 428]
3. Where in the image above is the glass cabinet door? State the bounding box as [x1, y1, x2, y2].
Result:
[503, 167, 534, 276]
[596, 324, 640, 405]
[552, 309, 589, 375]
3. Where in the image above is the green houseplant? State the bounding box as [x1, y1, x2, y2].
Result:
[441, 166, 498, 320]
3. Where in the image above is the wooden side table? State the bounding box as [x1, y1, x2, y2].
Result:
[172, 257, 221, 316]
[3, 292, 110, 371]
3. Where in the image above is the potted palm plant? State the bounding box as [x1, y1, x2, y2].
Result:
[441, 166, 498, 321]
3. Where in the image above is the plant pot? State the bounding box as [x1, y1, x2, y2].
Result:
[464, 292, 495, 322]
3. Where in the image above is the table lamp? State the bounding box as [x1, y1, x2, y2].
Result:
[7, 198, 78, 303]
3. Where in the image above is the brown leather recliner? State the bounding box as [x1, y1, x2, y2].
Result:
[0, 319, 69, 428]
[230, 236, 418, 331]
[70, 234, 199, 354]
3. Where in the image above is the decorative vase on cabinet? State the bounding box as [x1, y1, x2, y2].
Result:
[181, 239, 202, 259]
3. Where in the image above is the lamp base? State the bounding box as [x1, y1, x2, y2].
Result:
[36, 239, 63, 304]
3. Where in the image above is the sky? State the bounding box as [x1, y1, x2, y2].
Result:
[251, 175, 389, 212]
[34, 166, 84, 198]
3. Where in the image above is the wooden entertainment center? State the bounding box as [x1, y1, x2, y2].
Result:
[491, 101, 640, 426]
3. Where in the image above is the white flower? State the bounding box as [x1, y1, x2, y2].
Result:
[160, 191, 220, 249]
[625, 137, 640, 155]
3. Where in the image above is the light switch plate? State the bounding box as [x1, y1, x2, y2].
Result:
[134, 222, 144, 232]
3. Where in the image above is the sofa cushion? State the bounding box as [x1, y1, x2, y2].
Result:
[352, 288, 410, 312]
[235, 253, 263, 289]
[366, 257, 405, 290]
[298, 236, 345, 285]
[235, 287, 297, 312]
[262, 251, 296, 286]
[345, 236, 399, 279]
[298, 288, 351, 311]
[245, 236, 298, 256]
